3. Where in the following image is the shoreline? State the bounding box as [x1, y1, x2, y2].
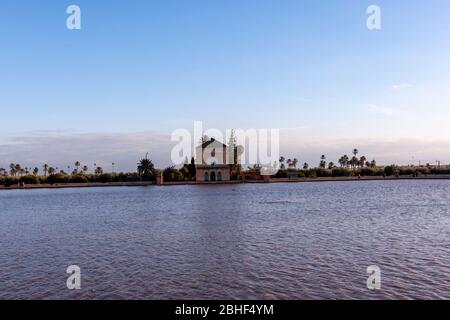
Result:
[1, 175, 450, 191]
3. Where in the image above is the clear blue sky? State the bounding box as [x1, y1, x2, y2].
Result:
[1, 0, 450, 169]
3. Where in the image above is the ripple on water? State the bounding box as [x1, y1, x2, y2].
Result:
[1, 180, 450, 299]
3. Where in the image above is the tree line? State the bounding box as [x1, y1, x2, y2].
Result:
[1, 149, 450, 186]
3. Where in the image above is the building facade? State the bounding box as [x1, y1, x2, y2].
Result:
[195, 138, 235, 182]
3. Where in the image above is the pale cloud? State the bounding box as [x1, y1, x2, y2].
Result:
[2, 131, 450, 171]
[0, 131, 173, 173]
[391, 83, 413, 90]
[278, 137, 450, 167]
[366, 104, 396, 115]
[280, 125, 309, 131]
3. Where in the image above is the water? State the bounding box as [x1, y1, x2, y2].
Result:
[1, 180, 450, 300]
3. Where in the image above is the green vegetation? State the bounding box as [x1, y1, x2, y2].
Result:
[0, 154, 198, 187]
[273, 151, 450, 179]
[0, 158, 150, 187]
[1, 149, 450, 187]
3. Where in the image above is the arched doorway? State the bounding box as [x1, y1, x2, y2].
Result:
[217, 171, 222, 181]
[210, 172, 216, 181]
[204, 172, 209, 181]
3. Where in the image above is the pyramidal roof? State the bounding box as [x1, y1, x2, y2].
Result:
[199, 138, 227, 149]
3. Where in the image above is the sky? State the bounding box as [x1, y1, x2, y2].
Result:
[1, 0, 450, 171]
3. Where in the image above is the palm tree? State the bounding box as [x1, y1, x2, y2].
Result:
[9, 163, 16, 176]
[303, 162, 309, 170]
[138, 154, 155, 176]
[328, 162, 335, 170]
[319, 155, 326, 169]
[350, 156, 359, 170]
[293, 158, 298, 168]
[0, 168, 6, 176]
[14, 164, 22, 176]
[339, 155, 349, 168]
[48, 167, 56, 175]
[43, 164, 49, 177]
[359, 156, 367, 168]
[33, 167, 39, 176]
[287, 159, 292, 168]
[74, 161, 81, 173]
[352, 149, 359, 168]
[279, 156, 285, 169]
[370, 160, 377, 168]
[95, 167, 103, 175]
[82, 165, 88, 174]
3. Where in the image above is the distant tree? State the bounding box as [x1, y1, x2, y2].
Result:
[33, 167, 39, 176]
[339, 155, 349, 168]
[9, 163, 15, 176]
[279, 156, 285, 169]
[188, 157, 196, 180]
[179, 166, 190, 181]
[163, 166, 182, 182]
[74, 161, 81, 173]
[359, 156, 367, 168]
[287, 159, 292, 168]
[384, 165, 397, 176]
[228, 129, 237, 147]
[48, 167, 56, 175]
[137, 154, 155, 178]
[82, 165, 88, 174]
[350, 156, 359, 170]
[227, 129, 237, 164]
[319, 155, 326, 169]
[14, 164, 22, 176]
[328, 162, 335, 170]
[95, 167, 103, 175]
[303, 162, 309, 170]
[43, 164, 49, 177]
[292, 158, 298, 168]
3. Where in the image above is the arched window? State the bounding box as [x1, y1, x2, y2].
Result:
[217, 171, 222, 181]
[210, 172, 216, 181]
[204, 172, 209, 181]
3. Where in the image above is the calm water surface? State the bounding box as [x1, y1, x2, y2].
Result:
[1, 180, 450, 299]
